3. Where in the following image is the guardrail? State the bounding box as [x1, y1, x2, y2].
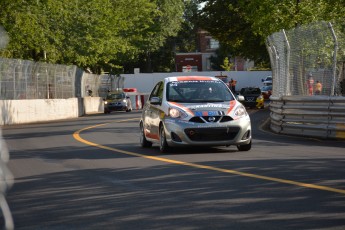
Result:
[270, 96, 345, 139]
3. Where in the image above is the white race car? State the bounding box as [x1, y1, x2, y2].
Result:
[139, 76, 252, 153]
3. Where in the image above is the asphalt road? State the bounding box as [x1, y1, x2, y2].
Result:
[2, 108, 345, 230]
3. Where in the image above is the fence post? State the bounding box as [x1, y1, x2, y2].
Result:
[328, 22, 338, 96]
[283, 29, 291, 95]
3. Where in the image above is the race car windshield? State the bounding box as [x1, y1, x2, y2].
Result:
[167, 80, 234, 103]
[106, 93, 125, 100]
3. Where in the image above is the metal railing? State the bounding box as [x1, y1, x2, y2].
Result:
[270, 96, 345, 139]
[266, 21, 345, 140]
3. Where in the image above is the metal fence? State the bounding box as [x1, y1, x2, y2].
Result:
[81, 73, 124, 98]
[267, 21, 345, 140]
[266, 21, 345, 97]
[0, 57, 126, 100]
[0, 58, 78, 100]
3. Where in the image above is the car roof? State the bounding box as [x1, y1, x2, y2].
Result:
[242, 87, 260, 89]
[107, 91, 125, 95]
[164, 76, 218, 82]
[240, 87, 261, 94]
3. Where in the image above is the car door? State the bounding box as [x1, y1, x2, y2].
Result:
[149, 81, 164, 140]
[143, 81, 163, 140]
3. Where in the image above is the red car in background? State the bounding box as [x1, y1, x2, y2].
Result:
[261, 85, 272, 100]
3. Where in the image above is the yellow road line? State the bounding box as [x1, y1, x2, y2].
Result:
[73, 118, 345, 195]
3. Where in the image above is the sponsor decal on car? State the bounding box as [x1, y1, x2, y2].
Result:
[194, 111, 224, 116]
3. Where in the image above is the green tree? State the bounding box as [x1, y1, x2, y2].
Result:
[125, 0, 198, 73]
[197, 0, 345, 69]
[220, 57, 233, 71]
[137, 0, 185, 72]
[197, 0, 269, 67]
[0, 0, 183, 73]
[242, 0, 345, 39]
[174, 0, 199, 53]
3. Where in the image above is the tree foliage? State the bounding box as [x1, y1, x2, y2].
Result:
[197, 0, 345, 68]
[242, 0, 345, 38]
[197, 0, 269, 65]
[220, 57, 233, 71]
[0, 0, 184, 73]
[2, 0, 344, 73]
[123, 0, 198, 73]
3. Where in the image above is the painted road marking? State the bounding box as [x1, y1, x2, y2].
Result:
[73, 118, 345, 195]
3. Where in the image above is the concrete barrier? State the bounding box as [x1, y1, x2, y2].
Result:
[0, 98, 82, 125]
[82, 97, 104, 114]
[0, 95, 140, 125]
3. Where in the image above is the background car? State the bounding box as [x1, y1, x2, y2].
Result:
[262, 76, 272, 85]
[239, 87, 264, 109]
[104, 91, 132, 113]
[260, 85, 272, 100]
[139, 76, 252, 153]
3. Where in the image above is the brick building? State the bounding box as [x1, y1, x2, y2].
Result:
[175, 29, 253, 72]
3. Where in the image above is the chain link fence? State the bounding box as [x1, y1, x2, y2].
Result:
[0, 57, 125, 100]
[81, 73, 124, 98]
[266, 21, 345, 97]
[0, 58, 79, 100]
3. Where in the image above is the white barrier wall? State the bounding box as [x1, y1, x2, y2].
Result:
[83, 97, 104, 114]
[123, 71, 272, 93]
[0, 98, 81, 125]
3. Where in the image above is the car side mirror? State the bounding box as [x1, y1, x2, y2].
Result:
[150, 97, 161, 105]
[237, 95, 245, 102]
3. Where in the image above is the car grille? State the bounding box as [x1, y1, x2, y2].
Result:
[245, 96, 257, 102]
[184, 127, 240, 141]
[189, 116, 233, 123]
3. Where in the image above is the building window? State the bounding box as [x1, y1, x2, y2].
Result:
[209, 38, 219, 49]
[206, 37, 219, 49]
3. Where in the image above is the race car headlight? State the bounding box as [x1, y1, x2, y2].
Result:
[104, 101, 108, 105]
[169, 107, 188, 119]
[234, 105, 247, 118]
[122, 99, 127, 103]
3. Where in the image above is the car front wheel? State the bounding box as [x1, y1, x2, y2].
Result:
[140, 123, 152, 148]
[159, 125, 170, 153]
[237, 141, 251, 151]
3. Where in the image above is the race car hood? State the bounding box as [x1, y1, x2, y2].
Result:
[106, 98, 124, 103]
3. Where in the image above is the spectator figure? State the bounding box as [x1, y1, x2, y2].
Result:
[306, 74, 314, 95]
[314, 80, 322, 95]
[228, 79, 232, 89]
[229, 78, 237, 94]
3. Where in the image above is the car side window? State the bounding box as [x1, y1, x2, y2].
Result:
[156, 82, 164, 100]
[149, 81, 163, 99]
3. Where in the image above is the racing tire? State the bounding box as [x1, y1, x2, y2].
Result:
[159, 125, 170, 153]
[237, 141, 252, 151]
[140, 123, 152, 148]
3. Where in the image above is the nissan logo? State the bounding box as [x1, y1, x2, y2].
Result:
[208, 116, 216, 122]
